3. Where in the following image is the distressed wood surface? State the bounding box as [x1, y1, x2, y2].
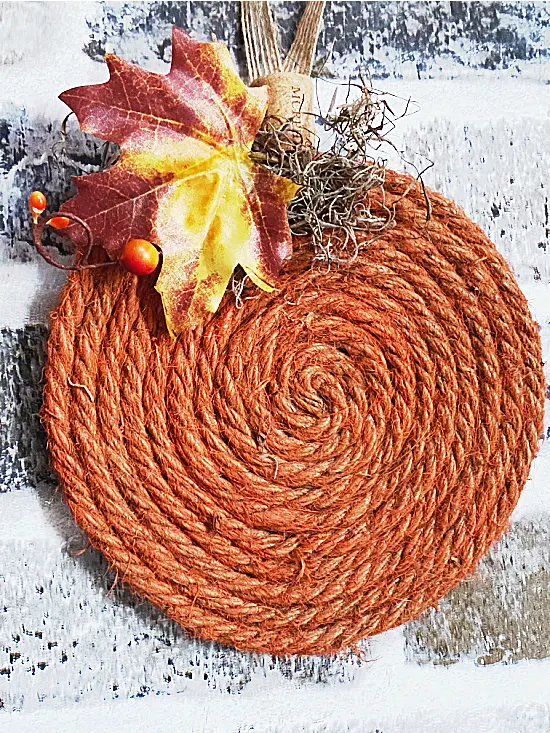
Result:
[0, 327, 49, 491]
[1, 2, 549, 730]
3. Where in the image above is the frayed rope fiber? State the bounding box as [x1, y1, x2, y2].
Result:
[42, 171, 545, 656]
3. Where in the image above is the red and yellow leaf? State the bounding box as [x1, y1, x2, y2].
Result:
[58, 27, 298, 334]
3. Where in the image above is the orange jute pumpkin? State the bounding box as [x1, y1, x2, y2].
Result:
[40, 2, 545, 656]
[42, 167, 545, 656]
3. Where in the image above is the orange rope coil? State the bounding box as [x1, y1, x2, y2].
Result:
[42, 171, 545, 656]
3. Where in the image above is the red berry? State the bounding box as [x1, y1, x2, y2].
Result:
[29, 190, 46, 222]
[46, 216, 71, 230]
[119, 238, 160, 276]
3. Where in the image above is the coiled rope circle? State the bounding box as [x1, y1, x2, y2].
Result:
[42, 171, 545, 656]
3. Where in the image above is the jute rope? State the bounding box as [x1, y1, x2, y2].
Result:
[243, 0, 324, 141]
[42, 171, 545, 655]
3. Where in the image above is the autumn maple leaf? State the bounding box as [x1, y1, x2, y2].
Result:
[58, 26, 299, 334]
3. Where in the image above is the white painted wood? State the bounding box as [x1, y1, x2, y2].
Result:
[1, 1, 549, 729]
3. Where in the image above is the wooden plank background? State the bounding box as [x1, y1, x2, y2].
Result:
[1, 2, 549, 730]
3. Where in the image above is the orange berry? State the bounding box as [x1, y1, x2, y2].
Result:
[119, 238, 160, 276]
[28, 190, 46, 222]
[46, 216, 71, 230]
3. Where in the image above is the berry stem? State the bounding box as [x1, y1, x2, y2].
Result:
[32, 212, 117, 271]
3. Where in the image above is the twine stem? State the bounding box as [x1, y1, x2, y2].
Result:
[283, 1, 325, 74]
[241, 1, 282, 81]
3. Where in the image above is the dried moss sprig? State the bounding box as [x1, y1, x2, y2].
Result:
[249, 78, 428, 269]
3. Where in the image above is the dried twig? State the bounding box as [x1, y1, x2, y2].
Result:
[250, 77, 428, 267]
[33, 211, 117, 271]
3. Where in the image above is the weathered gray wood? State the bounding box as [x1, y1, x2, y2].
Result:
[83, 1, 550, 78]
[399, 117, 550, 283]
[5, 509, 550, 710]
[0, 327, 49, 491]
[0, 535, 362, 713]
[405, 520, 550, 665]
[0, 116, 103, 262]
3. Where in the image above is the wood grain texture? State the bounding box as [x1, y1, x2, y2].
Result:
[399, 119, 550, 283]
[0, 117, 102, 262]
[3, 503, 550, 710]
[83, 1, 550, 79]
[0, 327, 49, 491]
[405, 520, 550, 665]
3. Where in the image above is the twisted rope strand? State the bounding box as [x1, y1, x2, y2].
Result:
[42, 171, 545, 656]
